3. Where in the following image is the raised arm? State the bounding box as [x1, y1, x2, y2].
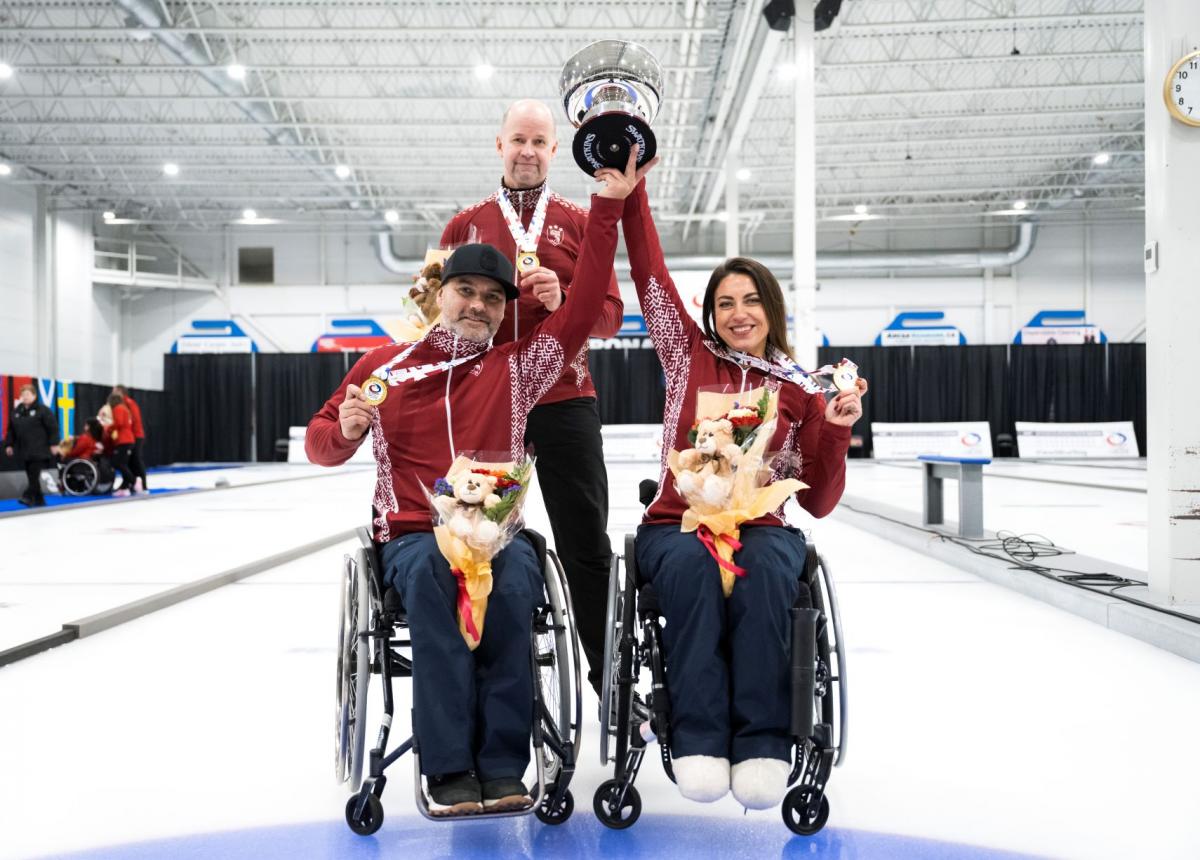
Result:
[621, 176, 702, 365]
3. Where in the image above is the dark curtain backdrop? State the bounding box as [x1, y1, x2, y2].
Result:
[254, 353, 354, 461]
[142, 343, 1144, 463]
[72, 383, 168, 466]
[161, 354, 254, 462]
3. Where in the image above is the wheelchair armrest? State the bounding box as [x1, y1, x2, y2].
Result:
[638, 479, 659, 509]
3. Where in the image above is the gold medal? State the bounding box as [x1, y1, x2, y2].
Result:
[361, 376, 389, 406]
[832, 360, 859, 393]
[516, 252, 540, 274]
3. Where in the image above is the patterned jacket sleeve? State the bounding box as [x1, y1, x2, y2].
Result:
[621, 180, 702, 371]
[792, 392, 853, 518]
[305, 352, 376, 466]
[509, 194, 622, 409]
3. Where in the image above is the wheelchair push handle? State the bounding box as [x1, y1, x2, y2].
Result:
[790, 607, 820, 740]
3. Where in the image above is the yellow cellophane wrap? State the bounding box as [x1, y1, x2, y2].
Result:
[431, 455, 516, 650]
[390, 311, 440, 344]
[667, 387, 806, 597]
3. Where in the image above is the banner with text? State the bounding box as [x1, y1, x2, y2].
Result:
[871, 421, 993, 459]
[1015, 421, 1139, 458]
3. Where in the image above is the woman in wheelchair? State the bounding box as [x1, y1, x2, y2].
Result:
[58, 419, 114, 496]
[617, 173, 865, 810]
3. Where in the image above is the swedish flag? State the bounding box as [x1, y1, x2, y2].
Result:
[55, 381, 76, 436]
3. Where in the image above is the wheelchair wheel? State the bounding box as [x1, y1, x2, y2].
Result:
[593, 779, 641, 830]
[598, 552, 625, 765]
[335, 548, 372, 790]
[782, 785, 830, 836]
[535, 548, 581, 786]
[815, 553, 848, 766]
[345, 792, 384, 836]
[62, 459, 98, 496]
[534, 787, 574, 825]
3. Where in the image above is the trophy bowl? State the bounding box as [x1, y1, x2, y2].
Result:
[559, 40, 664, 174]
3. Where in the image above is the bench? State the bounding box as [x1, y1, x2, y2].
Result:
[918, 455, 991, 539]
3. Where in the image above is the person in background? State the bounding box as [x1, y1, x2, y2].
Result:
[112, 385, 148, 491]
[106, 393, 137, 496]
[439, 98, 624, 693]
[4, 383, 59, 507]
[60, 417, 104, 463]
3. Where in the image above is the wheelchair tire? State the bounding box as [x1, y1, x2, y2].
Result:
[534, 786, 574, 825]
[335, 550, 372, 790]
[598, 553, 624, 766]
[345, 793, 384, 836]
[536, 549, 579, 785]
[782, 785, 829, 836]
[62, 459, 98, 496]
[815, 553, 848, 767]
[593, 779, 641, 830]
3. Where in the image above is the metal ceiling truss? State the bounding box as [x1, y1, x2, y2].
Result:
[0, 0, 1146, 240]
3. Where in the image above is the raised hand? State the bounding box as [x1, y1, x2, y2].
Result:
[339, 383, 375, 441]
[595, 145, 660, 200]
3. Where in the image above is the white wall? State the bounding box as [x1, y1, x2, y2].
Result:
[0, 184, 37, 375]
[109, 216, 1147, 387]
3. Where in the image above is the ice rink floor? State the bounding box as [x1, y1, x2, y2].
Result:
[2, 457, 1199, 859]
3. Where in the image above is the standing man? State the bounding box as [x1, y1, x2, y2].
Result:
[441, 99, 623, 692]
[4, 383, 59, 507]
[112, 385, 147, 492]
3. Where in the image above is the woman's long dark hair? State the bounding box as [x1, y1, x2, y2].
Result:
[106, 393, 124, 408]
[700, 257, 793, 360]
[84, 418, 104, 441]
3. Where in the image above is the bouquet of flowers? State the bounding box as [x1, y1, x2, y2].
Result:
[426, 453, 536, 649]
[668, 386, 805, 597]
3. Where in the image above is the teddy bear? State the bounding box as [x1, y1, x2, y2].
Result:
[433, 470, 503, 548]
[408, 260, 443, 326]
[676, 418, 744, 508]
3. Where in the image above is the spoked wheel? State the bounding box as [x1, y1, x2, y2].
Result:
[535, 549, 580, 787]
[345, 793, 384, 836]
[62, 459, 98, 496]
[593, 779, 641, 830]
[599, 554, 625, 765]
[782, 785, 830, 836]
[534, 786, 574, 825]
[335, 550, 371, 790]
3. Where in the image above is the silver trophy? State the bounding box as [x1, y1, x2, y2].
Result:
[559, 40, 664, 174]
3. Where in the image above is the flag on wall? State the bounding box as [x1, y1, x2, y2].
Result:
[55, 381, 76, 437]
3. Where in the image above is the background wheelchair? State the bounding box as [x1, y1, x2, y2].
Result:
[335, 524, 583, 835]
[594, 481, 848, 836]
[56, 457, 115, 496]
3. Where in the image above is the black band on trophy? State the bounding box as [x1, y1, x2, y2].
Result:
[561, 40, 663, 174]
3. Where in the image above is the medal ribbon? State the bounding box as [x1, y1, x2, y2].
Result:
[496, 185, 551, 254]
[452, 567, 482, 644]
[370, 332, 489, 387]
[707, 341, 857, 394]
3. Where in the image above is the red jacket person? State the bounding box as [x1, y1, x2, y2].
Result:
[306, 155, 646, 815]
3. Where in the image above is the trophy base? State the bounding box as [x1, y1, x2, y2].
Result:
[572, 113, 657, 174]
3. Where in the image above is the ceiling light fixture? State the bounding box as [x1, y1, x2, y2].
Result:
[735, 168, 752, 182]
[384, 209, 400, 224]
[1013, 200, 1028, 210]
[1092, 152, 1111, 165]
[334, 164, 351, 179]
[102, 210, 116, 221]
[854, 204, 869, 215]
[474, 63, 495, 80]
[162, 162, 180, 176]
[226, 63, 247, 81]
[0, 63, 13, 80]
[242, 208, 257, 221]
[0, 164, 11, 177]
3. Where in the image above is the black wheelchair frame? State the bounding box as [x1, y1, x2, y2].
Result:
[336, 525, 583, 835]
[594, 491, 848, 836]
[58, 457, 114, 496]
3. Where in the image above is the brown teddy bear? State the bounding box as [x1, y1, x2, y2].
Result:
[677, 418, 744, 508]
[408, 260, 443, 326]
[433, 470, 503, 548]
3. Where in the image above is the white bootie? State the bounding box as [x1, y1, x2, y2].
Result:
[731, 757, 790, 810]
[672, 755, 730, 803]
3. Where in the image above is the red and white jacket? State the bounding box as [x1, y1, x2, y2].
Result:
[622, 182, 852, 528]
[440, 182, 624, 405]
[308, 195, 622, 542]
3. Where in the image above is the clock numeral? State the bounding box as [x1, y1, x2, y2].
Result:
[1178, 85, 1184, 93]
[1181, 70, 1190, 80]
[1180, 97, 1186, 106]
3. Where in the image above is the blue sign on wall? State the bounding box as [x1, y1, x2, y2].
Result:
[1013, 310, 1106, 345]
[171, 320, 258, 354]
[875, 312, 965, 346]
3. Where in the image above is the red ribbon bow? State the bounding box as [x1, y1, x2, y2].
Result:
[452, 567, 481, 643]
[696, 525, 747, 579]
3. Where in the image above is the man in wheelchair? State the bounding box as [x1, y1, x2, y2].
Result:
[306, 152, 646, 818]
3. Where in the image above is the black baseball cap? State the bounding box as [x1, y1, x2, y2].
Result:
[441, 243, 519, 301]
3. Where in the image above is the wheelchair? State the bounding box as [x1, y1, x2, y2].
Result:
[594, 481, 848, 836]
[56, 457, 115, 496]
[335, 524, 583, 835]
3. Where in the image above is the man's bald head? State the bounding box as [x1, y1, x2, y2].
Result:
[496, 99, 559, 189]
